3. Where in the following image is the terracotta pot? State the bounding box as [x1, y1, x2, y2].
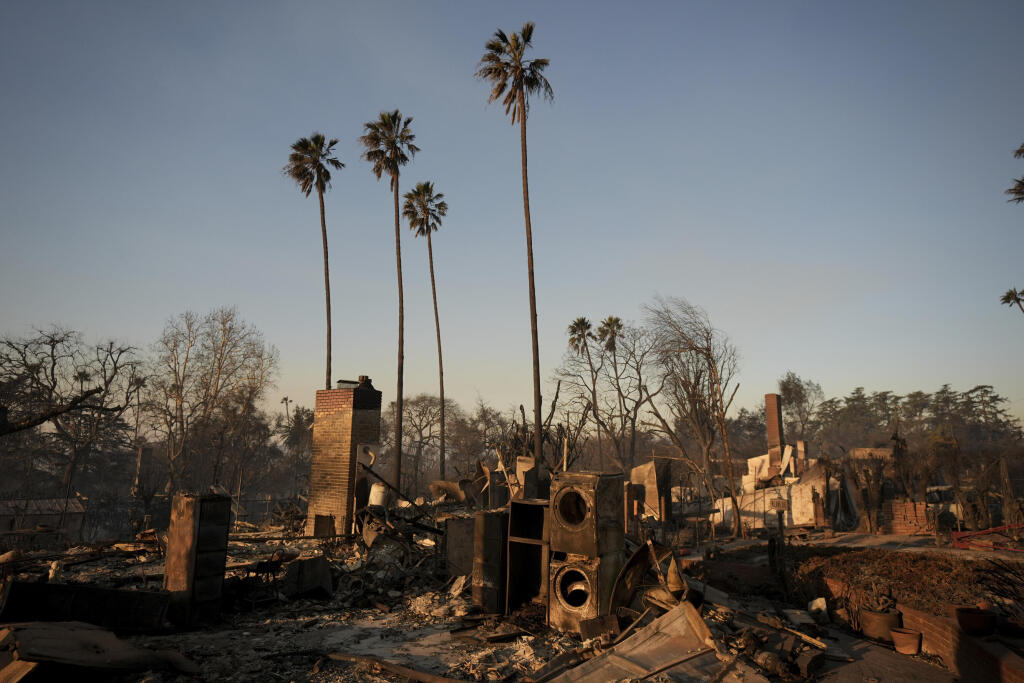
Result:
[890, 627, 921, 655]
[956, 607, 996, 636]
[860, 609, 900, 642]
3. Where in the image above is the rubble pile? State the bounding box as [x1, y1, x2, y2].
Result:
[4, 384, 1014, 681]
[785, 546, 1009, 618]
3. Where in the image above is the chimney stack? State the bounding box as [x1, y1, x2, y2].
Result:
[765, 393, 784, 466]
[305, 375, 381, 536]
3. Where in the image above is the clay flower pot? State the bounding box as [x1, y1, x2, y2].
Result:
[860, 609, 901, 642]
[956, 607, 997, 637]
[890, 627, 921, 655]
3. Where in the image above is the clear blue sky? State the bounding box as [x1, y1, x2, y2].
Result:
[2, 1, 1023, 419]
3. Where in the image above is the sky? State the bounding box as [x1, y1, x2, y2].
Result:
[2, 1, 1023, 421]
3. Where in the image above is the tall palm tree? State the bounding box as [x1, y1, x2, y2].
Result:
[568, 317, 603, 465]
[1002, 144, 1023, 316]
[1007, 143, 1024, 204]
[403, 181, 449, 479]
[359, 110, 419, 489]
[283, 133, 344, 390]
[1002, 288, 1024, 315]
[476, 22, 553, 463]
[598, 316, 625, 462]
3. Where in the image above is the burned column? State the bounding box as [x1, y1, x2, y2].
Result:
[472, 509, 509, 613]
[163, 493, 231, 625]
[304, 376, 382, 537]
[765, 393, 785, 468]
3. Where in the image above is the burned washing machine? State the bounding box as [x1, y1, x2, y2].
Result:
[547, 551, 622, 632]
[549, 471, 624, 557]
[547, 472, 625, 633]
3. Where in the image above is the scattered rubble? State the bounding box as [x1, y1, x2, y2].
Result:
[3, 389, 1018, 681]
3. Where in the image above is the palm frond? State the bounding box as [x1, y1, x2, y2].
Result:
[283, 132, 344, 197]
[475, 22, 553, 125]
[359, 109, 418, 189]
[1008, 177, 1024, 203]
[520, 22, 534, 46]
[402, 180, 447, 237]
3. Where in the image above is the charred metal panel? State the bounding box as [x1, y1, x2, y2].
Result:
[472, 509, 508, 613]
[444, 513, 476, 578]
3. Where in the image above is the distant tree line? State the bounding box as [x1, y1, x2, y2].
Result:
[0, 308, 306, 519]
[3, 297, 1021, 540]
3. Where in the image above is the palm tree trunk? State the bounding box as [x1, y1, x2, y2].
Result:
[518, 90, 543, 465]
[393, 178, 405, 492]
[427, 232, 446, 480]
[584, 344, 602, 468]
[318, 189, 332, 391]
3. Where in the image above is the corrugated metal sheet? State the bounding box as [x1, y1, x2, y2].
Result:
[552, 602, 723, 682]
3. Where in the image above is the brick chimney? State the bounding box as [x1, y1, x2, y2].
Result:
[765, 393, 784, 466]
[304, 375, 381, 536]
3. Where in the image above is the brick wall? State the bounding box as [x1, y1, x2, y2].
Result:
[765, 393, 784, 464]
[879, 501, 931, 535]
[304, 378, 381, 537]
[898, 603, 1024, 681]
[823, 577, 1024, 681]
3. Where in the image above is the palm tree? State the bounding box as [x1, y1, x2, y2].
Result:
[1007, 143, 1024, 203]
[403, 181, 449, 479]
[476, 22, 553, 463]
[597, 316, 623, 353]
[1002, 144, 1023, 316]
[283, 133, 344, 390]
[359, 110, 419, 489]
[568, 317, 603, 465]
[598, 316, 625, 462]
[1002, 288, 1024, 316]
